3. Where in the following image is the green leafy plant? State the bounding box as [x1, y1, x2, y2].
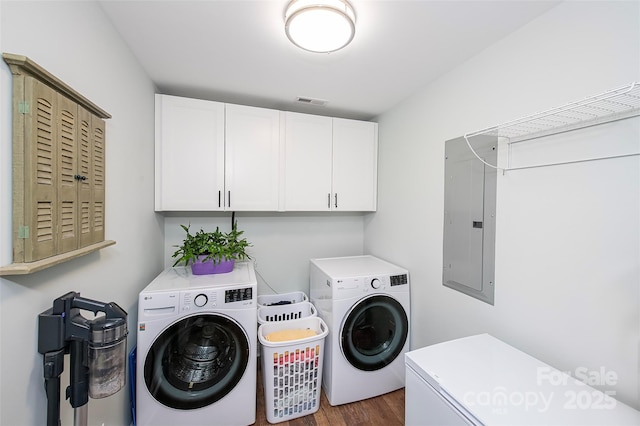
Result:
[172, 222, 251, 267]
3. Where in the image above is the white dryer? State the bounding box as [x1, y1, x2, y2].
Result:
[309, 255, 410, 406]
[136, 262, 257, 426]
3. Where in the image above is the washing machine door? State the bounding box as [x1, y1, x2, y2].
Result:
[143, 313, 250, 410]
[341, 294, 409, 371]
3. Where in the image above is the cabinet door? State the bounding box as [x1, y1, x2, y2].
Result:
[77, 106, 92, 248]
[332, 118, 378, 211]
[283, 112, 332, 210]
[77, 107, 107, 247]
[91, 115, 106, 244]
[225, 104, 281, 211]
[57, 93, 79, 254]
[155, 94, 225, 211]
[23, 78, 57, 261]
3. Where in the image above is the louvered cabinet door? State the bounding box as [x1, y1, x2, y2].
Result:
[90, 114, 106, 245]
[77, 106, 93, 248]
[23, 78, 57, 262]
[57, 93, 79, 254]
[77, 107, 106, 247]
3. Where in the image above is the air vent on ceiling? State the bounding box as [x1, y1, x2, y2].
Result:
[295, 96, 328, 107]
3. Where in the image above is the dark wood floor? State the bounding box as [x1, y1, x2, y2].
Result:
[254, 365, 405, 425]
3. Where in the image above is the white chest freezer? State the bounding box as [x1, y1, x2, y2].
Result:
[405, 334, 640, 425]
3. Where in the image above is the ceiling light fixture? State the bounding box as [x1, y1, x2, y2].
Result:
[285, 0, 356, 53]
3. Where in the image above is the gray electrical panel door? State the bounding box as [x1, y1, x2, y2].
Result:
[443, 136, 496, 305]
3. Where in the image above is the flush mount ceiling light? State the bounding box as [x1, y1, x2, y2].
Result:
[285, 0, 356, 53]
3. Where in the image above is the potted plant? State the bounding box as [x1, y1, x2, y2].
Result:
[172, 222, 251, 275]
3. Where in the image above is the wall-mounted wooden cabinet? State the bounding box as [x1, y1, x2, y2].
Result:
[1, 53, 114, 275]
[155, 95, 378, 212]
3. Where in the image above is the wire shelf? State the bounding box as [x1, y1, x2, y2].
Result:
[464, 82, 640, 171]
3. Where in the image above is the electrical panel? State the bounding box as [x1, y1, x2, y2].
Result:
[442, 136, 497, 305]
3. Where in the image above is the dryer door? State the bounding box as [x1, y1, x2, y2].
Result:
[143, 313, 250, 410]
[340, 294, 409, 371]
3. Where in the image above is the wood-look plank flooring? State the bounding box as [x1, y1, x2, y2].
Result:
[254, 365, 405, 426]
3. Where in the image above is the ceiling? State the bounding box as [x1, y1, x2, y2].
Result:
[99, 0, 561, 121]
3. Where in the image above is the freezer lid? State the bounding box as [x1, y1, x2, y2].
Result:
[405, 334, 640, 425]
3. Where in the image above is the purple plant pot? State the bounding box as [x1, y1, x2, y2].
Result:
[191, 256, 235, 275]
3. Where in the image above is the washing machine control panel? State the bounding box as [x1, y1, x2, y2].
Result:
[182, 291, 218, 311]
[224, 287, 253, 303]
[180, 287, 255, 312]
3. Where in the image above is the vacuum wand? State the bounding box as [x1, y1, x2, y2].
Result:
[38, 292, 128, 426]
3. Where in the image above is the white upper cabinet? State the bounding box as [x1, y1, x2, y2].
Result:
[283, 112, 333, 210]
[155, 97, 282, 211]
[283, 113, 378, 211]
[332, 118, 378, 211]
[225, 104, 282, 211]
[155, 94, 225, 211]
[155, 95, 376, 212]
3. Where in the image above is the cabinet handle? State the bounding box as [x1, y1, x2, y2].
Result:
[228, 191, 231, 208]
[335, 193, 338, 209]
[218, 190, 221, 208]
[74, 174, 87, 181]
[328, 193, 331, 209]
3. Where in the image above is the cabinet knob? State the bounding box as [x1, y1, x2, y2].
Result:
[74, 174, 87, 181]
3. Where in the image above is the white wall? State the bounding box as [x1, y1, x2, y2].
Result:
[162, 213, 365, 297]
[366, 0, 640, 410]
[0, 2, 163, 425]
[3, 0, 637, 424]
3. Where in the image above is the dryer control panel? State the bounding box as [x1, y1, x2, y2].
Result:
[333, 273, 409, 299]
[390, 274, 409, 286]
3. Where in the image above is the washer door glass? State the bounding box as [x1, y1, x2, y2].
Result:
[143, 313, 249, 410]
[341, 295, 408, 371]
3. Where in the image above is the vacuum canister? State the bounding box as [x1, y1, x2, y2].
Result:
[88, 316, 128, 399]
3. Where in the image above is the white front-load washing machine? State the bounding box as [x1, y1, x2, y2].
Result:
[136, 262, 257, 426]
[309, 255, 410, 406]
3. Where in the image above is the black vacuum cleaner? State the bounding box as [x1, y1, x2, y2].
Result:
[38, 292, 128, 426]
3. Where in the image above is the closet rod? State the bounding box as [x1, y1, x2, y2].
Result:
[505, 152, 639, 172]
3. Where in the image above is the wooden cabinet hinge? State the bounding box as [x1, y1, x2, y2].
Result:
[18, 226, 29, 239]
[18, 101, 29, 114]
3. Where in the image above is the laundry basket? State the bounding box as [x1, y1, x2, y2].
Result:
[258, 316, 328, 424]
[257, 291, 308, 307]
[257, 301, 317, 325]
